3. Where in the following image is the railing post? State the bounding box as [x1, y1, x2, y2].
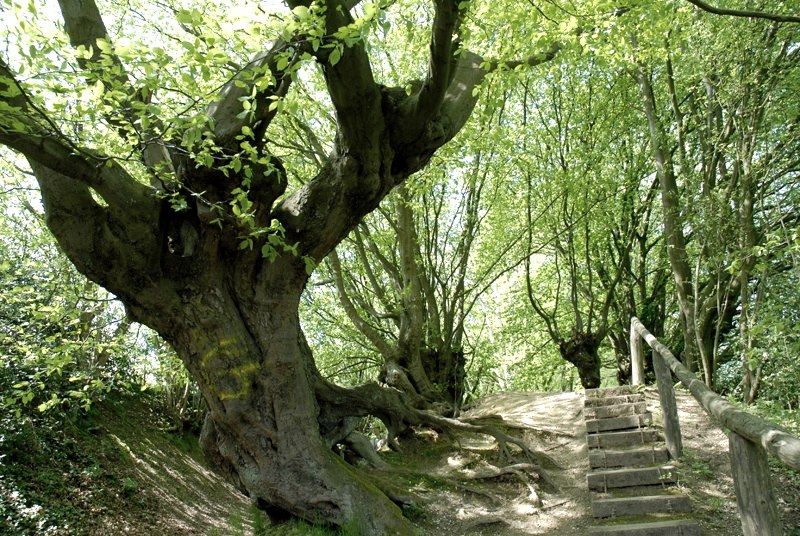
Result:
[652, 347, 682, 459]
[630, 317, 644, 386]
[729, 432, 782, 536]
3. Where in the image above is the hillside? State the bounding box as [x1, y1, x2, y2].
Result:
[2, 389, 798, 535]
[0, 395, 253, 535]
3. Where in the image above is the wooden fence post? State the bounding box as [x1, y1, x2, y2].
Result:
[630, 318, 644, 386]
[729, 432, 782, 536]
[651, 348, 682, 459]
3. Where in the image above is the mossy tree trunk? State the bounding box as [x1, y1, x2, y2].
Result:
[0, 0, 563, 529]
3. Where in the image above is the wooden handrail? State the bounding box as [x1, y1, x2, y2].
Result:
[630, 316, 800, 536]
[630, 317, 800, 470]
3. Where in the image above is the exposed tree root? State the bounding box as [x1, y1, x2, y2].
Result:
[415, 411, 563, 472]
[342, 431, 390, 469]
[313, 377, 560, 511]
[461, 516, 508, 531]
[447, 481, 503, 504]
[461, 462, 544, 506]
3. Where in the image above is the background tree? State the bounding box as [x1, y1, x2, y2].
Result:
[0, 160, 139, 416]
[311, 102, 526, 411]
[631, 4, 800, 393]
[517, 58, 665, 388]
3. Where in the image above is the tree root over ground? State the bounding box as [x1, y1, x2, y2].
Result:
[313, 379, 559, 521]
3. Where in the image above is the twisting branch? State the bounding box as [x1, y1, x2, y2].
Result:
[407, 0, 463, 123]
[207, 42, 298, 153]
[683, 0, 800, 24]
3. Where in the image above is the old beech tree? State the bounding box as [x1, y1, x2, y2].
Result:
[0, 0, 560, 532]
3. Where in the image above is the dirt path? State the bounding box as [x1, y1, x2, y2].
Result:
[403, 391, 593, 535]
[401, 387, 795, 536]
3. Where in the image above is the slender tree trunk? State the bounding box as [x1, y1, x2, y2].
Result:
[395, 187, 438, 400]
[634, 63, 706, 382]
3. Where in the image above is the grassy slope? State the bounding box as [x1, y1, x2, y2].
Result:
[0, 395, 254, 535]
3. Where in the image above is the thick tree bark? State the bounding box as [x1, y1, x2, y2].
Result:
[0, 0, 563, 528]
[558, 332, 602, 389]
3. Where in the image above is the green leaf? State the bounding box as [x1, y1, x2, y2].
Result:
[277, 56, 289, 72]
[303, 256, 317, 275]
[292, 5, 310, 20]
[176, 9, 193, 24]
[329, 47, 341, 66]
[95, 38, 112, 53]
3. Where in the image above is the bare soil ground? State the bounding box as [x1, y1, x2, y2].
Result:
[374, 387, 800, 535]
[76, 388, 800, 534]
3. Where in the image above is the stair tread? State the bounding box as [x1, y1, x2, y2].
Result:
[589, 447, 670, 469]
[586, 413, 652, 433]
[588, 465, 677, 490]
[586, 386, 639, 397]
[593, 495, 692, 518]
[588, 519, 700, 535]
[588, 429, 660, 449]
[590, 464, 677, 476]
[585, 402, 649, 419]
[585, 394, 646, 407]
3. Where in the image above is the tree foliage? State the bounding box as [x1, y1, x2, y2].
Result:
[1, 0, 799, 531]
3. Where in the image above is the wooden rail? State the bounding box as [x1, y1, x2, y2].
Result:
[630, 317, 800, 536]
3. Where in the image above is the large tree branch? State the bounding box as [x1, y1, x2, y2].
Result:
[57, 0, 131, 96]
[683, 0, 800, 24]
[279, 21, 562, 261]
[0, 59, 156, 218]
[207, 42, 297, 152]
[319, 0, 383, 153]
[2, 56, 162, 306]
[29, 162, 163, 304]
[401, 0, 462, 125]
[56, 0, 178, 177]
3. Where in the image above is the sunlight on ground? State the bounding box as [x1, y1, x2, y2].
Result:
[108, 433, 251, 532]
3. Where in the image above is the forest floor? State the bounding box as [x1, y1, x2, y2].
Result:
[4, 388, 799, 535]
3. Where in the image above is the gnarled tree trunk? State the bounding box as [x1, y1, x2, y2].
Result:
[0, 0, 564, 528]
[558, 331, 603, 389]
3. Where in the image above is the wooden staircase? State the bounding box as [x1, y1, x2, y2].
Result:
[584, 386, 700, 535]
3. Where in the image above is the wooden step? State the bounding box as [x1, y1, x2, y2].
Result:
[588, 465, 677, 491]
[586, 386, 638, 397]
[585, 401, 648, 420]
[592, 494, 692, 518]
[587, 429, 659, 449]
[586, 413, 652, 433]
[585, 394, 646, 407]
[588, 519, 700, 535]
[589, 447, 670, 469]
